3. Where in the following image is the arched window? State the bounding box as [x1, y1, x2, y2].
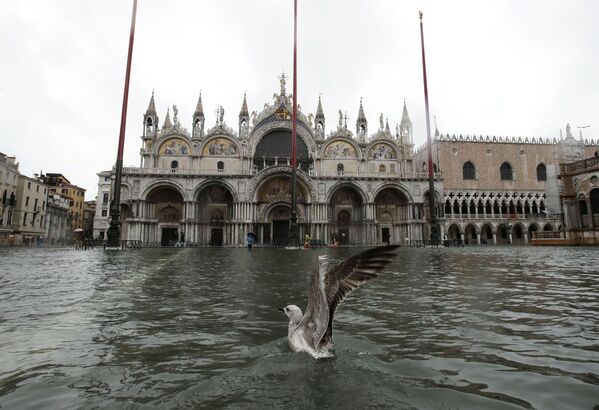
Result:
[379, 164, 386, 173]
[171, 160, 178, 170]
[500, 162, 513, 180]
[337, 163, 344, 175]
[2, 190, 6, 205]
[463, 162, 476, 180]
[217, 161, 224, 172]
[591, 188, 599, 214]
[536, 163, 547, 181]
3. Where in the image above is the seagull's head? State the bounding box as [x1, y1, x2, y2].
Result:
[279, 304, 303, 323]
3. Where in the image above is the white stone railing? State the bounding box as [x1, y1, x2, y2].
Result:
[123, 166, 441, 180]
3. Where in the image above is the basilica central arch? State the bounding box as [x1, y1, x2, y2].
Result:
[145, 185, 185, 246]
[253, 173, 310, 245]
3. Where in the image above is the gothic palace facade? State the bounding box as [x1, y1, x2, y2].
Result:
[93, 78, 599, 246]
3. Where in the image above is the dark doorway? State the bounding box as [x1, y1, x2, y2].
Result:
[339, 227, 350, 245]
[210, 228, 223, 246]
[161, 228, 178, 246]
[272, 220, 289, 246]
[382, 227, 390, 245]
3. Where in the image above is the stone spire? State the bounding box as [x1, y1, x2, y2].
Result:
[239, 92, 250, 139]
[194, 92, 204, 117]
[162, 108, 172, 131]
[239, 92, 249, 117]
[143, 91, 159, 138]
[385, 117, 391, 135]
[314, 95, 325, 139]
[399, 99, 413, 143]
[193, 93, 205, 138]
[146, 90, 157, 116]
[356, 98, 368, 142]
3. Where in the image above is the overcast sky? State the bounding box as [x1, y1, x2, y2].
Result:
[1, 0, 597, 199]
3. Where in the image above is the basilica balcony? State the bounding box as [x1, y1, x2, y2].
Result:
[561, 155, 599, 176]
[311, 170, 442, 180]
[122, 167, 257, 176]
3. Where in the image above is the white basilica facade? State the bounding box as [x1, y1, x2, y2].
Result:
[93, 77, 443, 246]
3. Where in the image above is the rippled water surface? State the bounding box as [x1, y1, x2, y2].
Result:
[0, 246, 598, 409]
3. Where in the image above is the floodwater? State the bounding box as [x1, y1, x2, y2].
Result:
[0, 246, 598, 409]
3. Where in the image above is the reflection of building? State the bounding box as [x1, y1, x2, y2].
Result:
[0, 152, 19, 245]
[45, 192, 71, 245]
[13, 175, 49, 244]
[41, 173, 86, 231]
[415, 131, 599, 244]
[94, 78, 440, 245]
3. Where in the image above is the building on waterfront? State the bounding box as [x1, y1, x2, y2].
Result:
[414, 127, 599, 245]
[93, 78, 598, 246]
[41, 173, 86, 231]
[83, 200, 96, 239]
[559, 152, 599, 244]
[94, 79, 442, 246]
[13, 174, 49, 244]
[45, 192, 71, 245]
[0, 152, 19, 245]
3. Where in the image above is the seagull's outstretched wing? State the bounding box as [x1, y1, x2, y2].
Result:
[319, 245, 399, 348]
[298, 245, 399, 351]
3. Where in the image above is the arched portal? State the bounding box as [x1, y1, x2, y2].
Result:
[481, 223, 493, 244]
[196, 184, 234, 246]
[446, 223, 461, 240]
[268, 204, 292, 246]
[512, 223, 526, 244]
[253, 130, 313, 172]
[464, 223, 478, 245]
[255, 174, 309, 246]
[329, 185, 364, 245]
[374, 187, 410, 245]
[147, 186, 184, 246]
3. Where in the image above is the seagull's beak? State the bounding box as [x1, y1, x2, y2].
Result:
[278, 308, 285, 312]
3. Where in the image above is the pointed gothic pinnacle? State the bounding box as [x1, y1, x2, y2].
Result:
[385, 117, 391, 134]
[194, 92, 204, 117]
[146, 91, 157, 116]
[163, 107, 172, 129]
[315, 95, 324, 119]
[240, 92, 249, 117]
[357, 97, 367, 122]
[401, 99, 411, 124]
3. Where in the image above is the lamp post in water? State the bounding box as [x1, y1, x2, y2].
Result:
[106, 0, 137, 248]
[288, 0, 300, 247]
[419, 11, 441, 243]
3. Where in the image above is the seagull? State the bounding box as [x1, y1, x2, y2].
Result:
[279, 245, 399, 359]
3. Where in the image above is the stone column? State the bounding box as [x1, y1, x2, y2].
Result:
[492, 232, 497, 245]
